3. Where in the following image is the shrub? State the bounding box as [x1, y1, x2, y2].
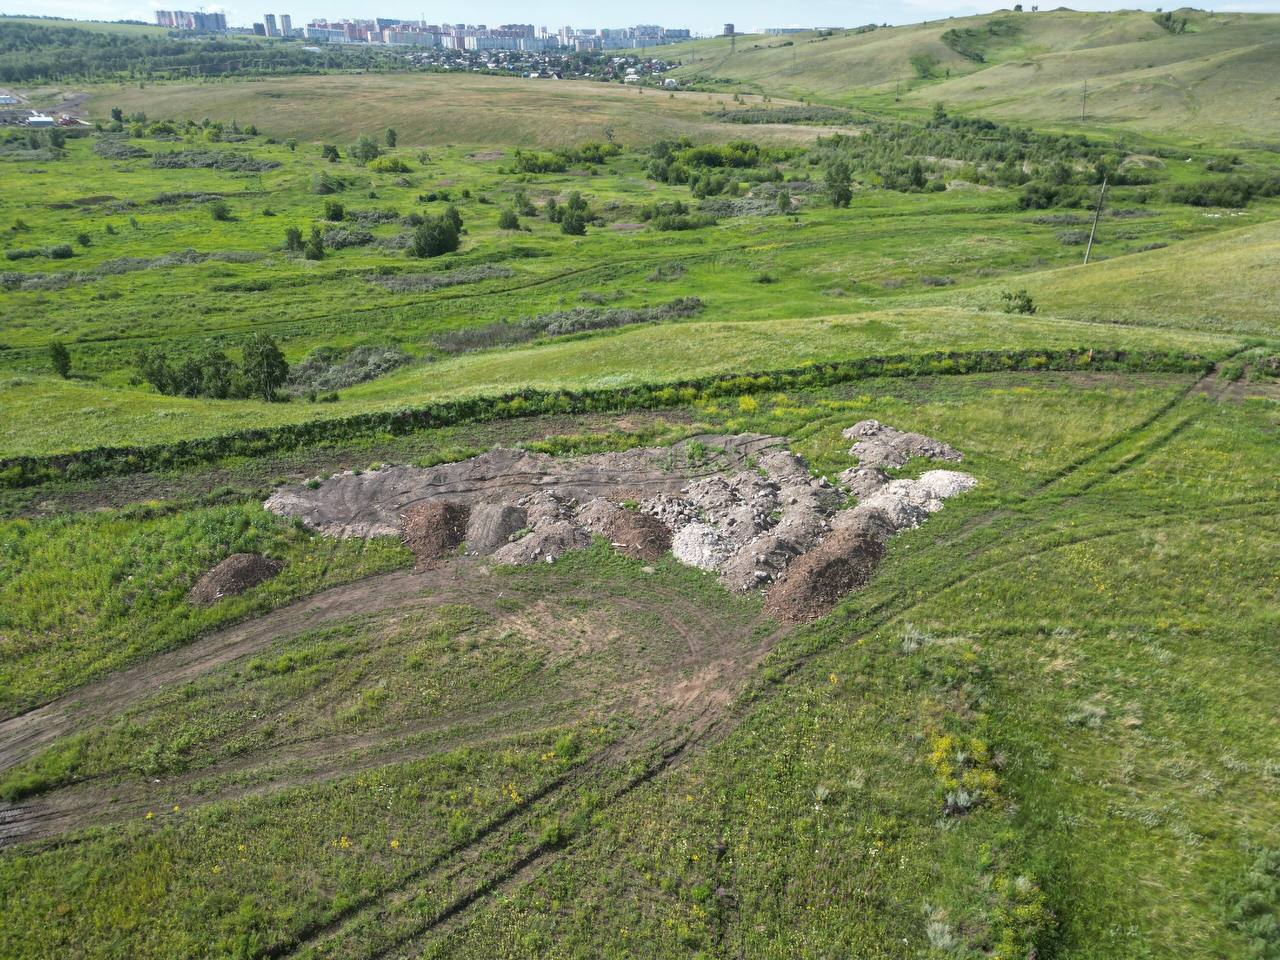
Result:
[321, 227, 374, 249]
[323, 199, 345, 221]
[370, 264, 511, 292]
[1001, 289, 1036, 314]
[321, 144, 340, 162]
[208, 200, 232, 222]
[409, 215, 461, 258]
[47, 244, 73, 260]
[310, 171, 344, 195]
[49, 340, 71, 379]
[151, 150, 278, 172]
[560, 212, 587, 236]
[303, 227, 325, 261]
[368, 155, 411, 173]
[284, 226, 303, 252]
[649, 213, 717, 231]
[497, 209, 520, 230]
[287, 344, 411, 394]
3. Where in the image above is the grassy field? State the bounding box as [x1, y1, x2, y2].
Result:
[1, 373, 1275, 957]
[1, 116, 1275, 458]
[89, 74, 818, 148]
[1, 24, 1278, 959]
[670, 10, 1280, 141]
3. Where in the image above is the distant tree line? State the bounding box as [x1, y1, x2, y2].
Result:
[0, 21, 402, 82]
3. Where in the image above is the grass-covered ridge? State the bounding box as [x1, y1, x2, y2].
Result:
[1, 112, 1275, 462]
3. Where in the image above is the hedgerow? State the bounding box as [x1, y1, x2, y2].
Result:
[0, 348, 1211, 489]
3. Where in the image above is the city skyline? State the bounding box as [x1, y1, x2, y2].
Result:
[16, 0, 1280, 36]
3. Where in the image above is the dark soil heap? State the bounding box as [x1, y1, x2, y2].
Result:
[602, 511, 672, 562]
[764, 524, 886, 622]
[402, 500, 471, 563]
[187, 553, 284, 605]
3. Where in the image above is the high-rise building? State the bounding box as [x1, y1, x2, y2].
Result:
[280, 14, 293, 35]
[156, 10, 226, 31]
[723, 23, 735, 36]
[253, 22, 267, 35]
[263, 13, 278, 36]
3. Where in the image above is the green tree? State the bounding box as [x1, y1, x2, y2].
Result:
[323, 200, 344, 221]
[409, 215, 461, 258]
[384, 127, 397, 148]
[241, 334, 289, 401]
[284, 138, 298, 152]
[908, 159, 927, 190]
[110, 106, 123, 122]
[560, 211, 587, 235]
[321, 144, 340, 162]
[49, 340, 71, 379]
[350, 134, 381, 164]
[283, 226, 303, 251]
[825, 160, 853, 208]
[303, 226, 325, 261]
[497, 209, 520, 230]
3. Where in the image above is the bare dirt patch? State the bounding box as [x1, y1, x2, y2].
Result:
[187, 553, 283, 605]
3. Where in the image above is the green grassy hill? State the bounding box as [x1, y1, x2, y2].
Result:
[672, 10, 1280, 140]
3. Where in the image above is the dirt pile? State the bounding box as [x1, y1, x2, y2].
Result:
[578, 498, 671, 561]
[265, 425, 977, 619]
[187, 554, 283, 605]
[765, 524, 886, 622]
[402, 501, 470, 563]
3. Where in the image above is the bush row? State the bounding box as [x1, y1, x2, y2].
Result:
[0, 348, 1212, 489]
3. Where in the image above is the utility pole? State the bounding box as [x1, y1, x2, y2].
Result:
[1084, 175, 1108, 265]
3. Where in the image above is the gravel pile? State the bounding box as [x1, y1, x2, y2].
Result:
[840, 419, 963, 470]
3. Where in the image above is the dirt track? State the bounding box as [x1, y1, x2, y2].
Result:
[0, 555, 781, 847]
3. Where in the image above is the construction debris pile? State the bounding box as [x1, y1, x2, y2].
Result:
[265, 422, 976, 620]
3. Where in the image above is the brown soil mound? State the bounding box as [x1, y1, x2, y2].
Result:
[403, 500, 470, 562]
[188, 553, 284, 605]
[764, 524, 886, 622]
[602, 511, 672, 562]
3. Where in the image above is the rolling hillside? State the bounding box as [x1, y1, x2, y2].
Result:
[671, 9, 1280, 140]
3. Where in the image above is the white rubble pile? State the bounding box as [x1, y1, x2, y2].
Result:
[263, 424, 977, 599]
[840, 419, 963, 470]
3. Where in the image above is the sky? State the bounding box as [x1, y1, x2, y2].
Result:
[5, 0, 1277, 33]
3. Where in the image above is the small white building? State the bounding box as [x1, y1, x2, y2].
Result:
[663, 78, 679, 88]
[26, 113, 55, 127]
